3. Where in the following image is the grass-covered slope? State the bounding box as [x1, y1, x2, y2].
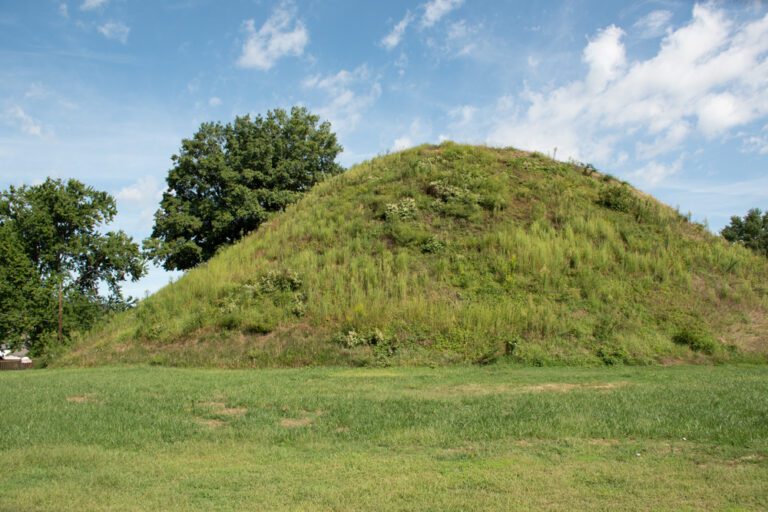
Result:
[61, 143, 768, 367]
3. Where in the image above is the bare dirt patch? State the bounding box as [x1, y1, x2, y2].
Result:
[728, 454, 766, 465]
[202, 401, 247, 416]
[415, 381, 629, 399]
[587, 438, 621, 447]
[66, 395, 99, 404]
[197, 418, 225, 429]
[279, 409, 323, 428]
[280, 417, 314, 428]
[332, 369, 401, 378]
[521, 382, 628, 393]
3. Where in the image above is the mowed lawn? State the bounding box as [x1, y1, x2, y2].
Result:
[1, 365, 767, 511]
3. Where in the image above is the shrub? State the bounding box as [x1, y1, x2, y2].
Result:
[596, 344, 631, 365]
[335, 328, 397, 357]
[420, 236, 446, 254]
[597, 185, 637, 213]
[426, 181, 474, 202]
[672, 327, 718, 355]
[384, 198, 417, 221]
[259, 270, 303, 293]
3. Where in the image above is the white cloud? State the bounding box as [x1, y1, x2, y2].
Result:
[382, 11, 413, 50]
[80, 0, 107, 11]
[583, 25, 626, 91]
[115, 176, 163, 203]
[380, 0, 463, 54]
[392, 136, 413, 151]
[303, 66, 381, 133]
[636, 122, 690, 159]
[426, 19, 493, 60]
[237, 2, 308, 70]
[696, 92, 752, 136]
[24, 83, 48, 100]
[5, 105, 44, 137]
[59, 3, 69, 18]
[486, 4, 768, 184]
[631, 159, 683, 186]
[115, 176, 165, 226]
[98, 21, 130, 44]
[634, 10, 673, 39]
[449, 105, 476, 126]
[422, 0, 463, 28]
[391, 118, 431, 151]
[208, 96, 222, 107]
[742, 124, 768, 154]
[743, 135, 768, 154]
[445, 19, 478, 56]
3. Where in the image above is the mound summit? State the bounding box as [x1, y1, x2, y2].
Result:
[61, 143, 768, 367]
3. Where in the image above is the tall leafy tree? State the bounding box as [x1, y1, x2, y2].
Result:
[145, 106, 343, 271]
[0, 224, 51, 348]
[0, 178, 145, 350]
[721, 208, 768, 257]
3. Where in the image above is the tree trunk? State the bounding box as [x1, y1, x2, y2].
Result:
[58, 284, 63, 343]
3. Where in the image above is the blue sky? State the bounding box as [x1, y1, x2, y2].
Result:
[2, 0, 768, 297]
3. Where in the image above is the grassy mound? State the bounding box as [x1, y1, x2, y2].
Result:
[60, 143, 768, 367]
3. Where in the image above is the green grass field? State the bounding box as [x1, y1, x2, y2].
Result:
[2, 365, 767, 510]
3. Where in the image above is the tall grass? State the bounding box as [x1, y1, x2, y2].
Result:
[60, 143, 768, 367]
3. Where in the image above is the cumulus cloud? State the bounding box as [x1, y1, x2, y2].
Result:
[208, 96, 222, 107]
[382, 11, 413, 50]
[422, 0, 463, 28]
[59, 3, 69, 18]
[634, 9, 673, 38]
[391, 118, 431, 151]
[631, 159, 683, 186]
[237, 2, 308, 70]
[449, 105, 477, 126]
[486, 4, 768, 184]
[742, 125, 768, 154]
[98, 21, 130, 43]
[116, 176, 163, 203]
[303, 66, 381, 133]
[115, 176, 164, 224]
[380, 1, 470, 58]
[583, 25, 626, 91]
[392, 136, 413, 151]
[5, 105, 44, 137]
[80, 0, 107, 11]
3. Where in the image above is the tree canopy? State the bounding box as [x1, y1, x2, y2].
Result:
[144, 106, 343, 271]
[0, 178, 145, 352]
[721, 208, 768, 257]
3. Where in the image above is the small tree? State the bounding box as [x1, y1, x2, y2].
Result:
[145, 106, 343, 271]
[0, 178, 145, 351]
[721, 208, 768, 257]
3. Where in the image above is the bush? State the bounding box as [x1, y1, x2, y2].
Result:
[596, 344, 631, 365]
[597, 185, 637, 213]
[258, 270, 303, 293]
[335, 328, 397, 358]
[420, 236, 446, 254]
[384, 198, 417, 221]
[672, 327, 718, 355]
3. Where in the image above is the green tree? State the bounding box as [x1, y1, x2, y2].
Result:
[145, 106, 343, 271]
[721, 208, 768, 257]
[0, 224, 51, 349]
[0, 178, 145, 351]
